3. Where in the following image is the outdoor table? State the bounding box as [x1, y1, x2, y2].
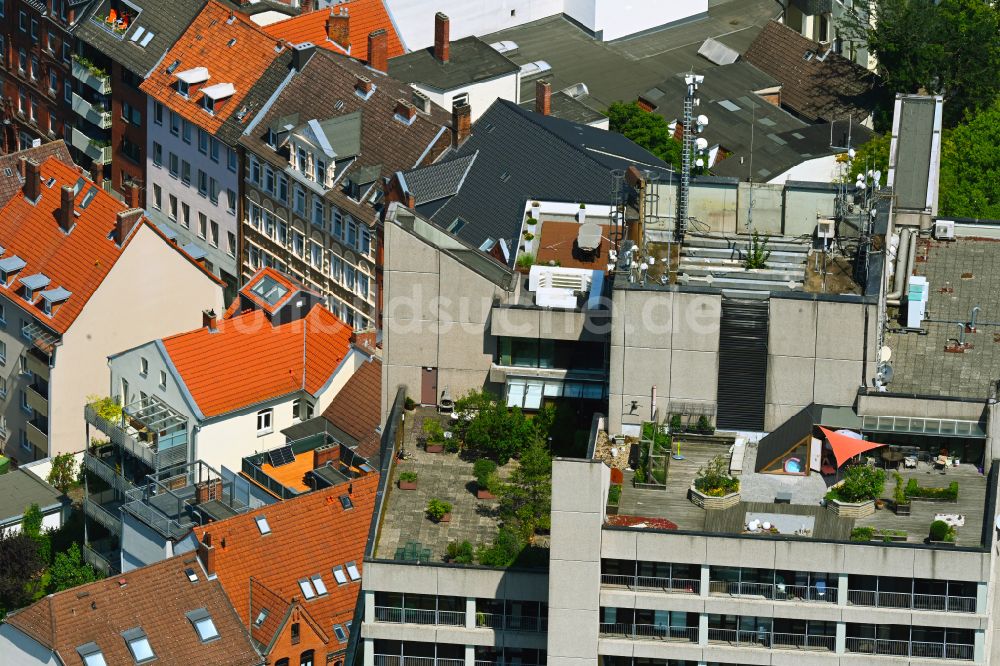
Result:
[881, 450, 904, 468]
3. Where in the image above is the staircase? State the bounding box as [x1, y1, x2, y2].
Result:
[677, 233, 810, 292]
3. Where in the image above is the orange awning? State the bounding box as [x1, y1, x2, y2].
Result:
[819, 426, 884, 467]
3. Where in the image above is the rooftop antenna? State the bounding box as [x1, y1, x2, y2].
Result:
[747, 103, 756, 232]
[678, 73, 707, 244]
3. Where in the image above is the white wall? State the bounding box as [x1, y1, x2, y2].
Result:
[768, 154, 843, 185]
[590, 0, 707, 41]
[413, 71, 520, 122]
[0, 624, 58, 665]
[1, 507, 62, 536]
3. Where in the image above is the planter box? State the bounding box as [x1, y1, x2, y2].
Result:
[909, 495, 958, 503]
[399, 480, 417, 490]
[425, 442, 444, 453]
[438, 513, 451, 523]
[928, 539, 956, 547]
[606, 504, 619, 516]
[871, 533, 908, 543]
[895, 502, 911, 516]
[476, 486, 496, 500]
[827, 498, 876, 519]
[689, 486, 741, 510]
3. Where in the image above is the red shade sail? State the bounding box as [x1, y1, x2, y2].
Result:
[819, 426, 883, 467]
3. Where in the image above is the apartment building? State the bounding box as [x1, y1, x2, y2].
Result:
[263, 1, 405, 63]
[72, 0, 208, 203]
[140, 0, 295, 299]
[782, 0, 874, 70]
[0, 0, 81, 154]
[239, 46, 452, 330]
[0, 552, 263, 665]
[0, 155, 223, 464]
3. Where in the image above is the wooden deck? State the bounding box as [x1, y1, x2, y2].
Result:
[707, 501, 854, 541]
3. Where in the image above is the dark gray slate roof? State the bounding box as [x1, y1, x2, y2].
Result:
[405, 152, 478, 205]
[519, 91, 607, 126]
[406, 99, 672, 261]
[0, 470, 63, 525]
[76, 0, 207, 76]
[388, 36, 519, 91]
[216, 50, 294, 147]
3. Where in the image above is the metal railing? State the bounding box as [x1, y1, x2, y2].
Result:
[709, 580, 836, 603]
[845, 637, 909, 657]
[706, 628, 771, 647]
[85, 403, 188, 470]
[82, 543, 116, 575]
[373, 606, 465, 626]
[83, 495, 121, 534]
[600, 573, 701, 594]
[848, 589, 976, 613]
[120, 486, 193, 541]
[599, 623, 698, 642]
[474, 612, 546, 632]
[846, 637, 973, 660]
[771, 632, 836, 651]
[83, 452, 138, 496]
[374, 657, 464, 666]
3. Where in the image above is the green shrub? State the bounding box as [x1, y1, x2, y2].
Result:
[607, 484, 621, 505]
[88, 395, 123, 422]
[893, 472, 908, 506]
[516, 253, 535, 269]
[744, 230, 771, 270]
[633, 467, 646, 484]
[929, 520, 955, 542]
[525, 217, 538, 226]
[476, 528, 524, 567]
[693, 454, 739, 497]
[669, 413, 682, 432]
[473, 459, 498, 487]
[523, 232, 535, 241]
[829, 465, 885, 503]
[905, 479, 959, 500]
[399, 471, 417, 483]
[446, 540, 474, 564]
[850, 526, 875, 541]
[422, 418, 445, 443]
[696, 415, 712, 433]
[426, 499, 452, 521]
[404, 396, 416, 410]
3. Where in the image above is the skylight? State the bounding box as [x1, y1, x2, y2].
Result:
[255, 515, 271, 535]
[254, 609, 269, 627]
[122, 628, 154, 663]
[333, 624, 347, 643]
[310, 573, 327, 596]
[186, 609, 220, 642]
[77, 643, 107, 666]
[332, 565, 347, 585]
[346, 561, 360, 581]
[250, 275, 288, 306]
[185, 567, 198, 582]
[339, 495, 353, 510]
[298, 578, 317, 600]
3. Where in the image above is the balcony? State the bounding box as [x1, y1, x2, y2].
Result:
[70, 127, 111, 165]
[846, 637, 974, 660]
[83, 450, 138, 496]
[24, 348, 49, 379]
[71, 92, 111, 129]
[709, 580, 837, 603]
[26, 382, 48, 417]
[72, 58, 111, 95]
[601, 573, 700, 594]
[599, 623, 698, 643]
[84, 397, 188, 471]
[374, 658, 463, 666]
[474, 612, 547, 632]
[83, 542, 117, 575]
[83, 489, 122, 534]
[847, 589, 976, 613]
[372, 606, 465, 626]
[707, 628, 835, 650]
[26, 419, 47, 451]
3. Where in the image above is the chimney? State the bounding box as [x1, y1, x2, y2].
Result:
[313, 444, 340, 469]
[452, 101, 471, 148]
[326, 6, 350, 49]
[354, 75, 373, 96]
[367, 29, 388, 72]
[197, 532, 215, 576]
[89, 161, 103, 188]
[195, 479, 222, 504]
[395, 100, 416, 122]
[58, 185, 75, 232]
[535, 80, 552, 116]
[412, 90, 431, 114]
[292, 42, 316, 71]
[22, 158, 41, 202]
[203, 309, 217, 332]
[124, 180, 140, 208]
[433, 12, 450, 63]
[351, 328, 376, 352]
[115, 208, 143, 245]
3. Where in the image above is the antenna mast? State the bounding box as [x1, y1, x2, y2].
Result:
[678, 73, 707, 243]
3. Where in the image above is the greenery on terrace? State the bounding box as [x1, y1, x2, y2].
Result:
[826, 465, 886, 503]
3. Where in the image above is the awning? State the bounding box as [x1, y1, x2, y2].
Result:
[819, 426, 883, 467]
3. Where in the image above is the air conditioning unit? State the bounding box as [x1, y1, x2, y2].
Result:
[934, 219, 955, 240]
[816, 218, 835, 239]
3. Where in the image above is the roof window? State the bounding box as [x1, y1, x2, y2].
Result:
[186, 608, 220, 642]
[297, 578, 316, 600]
[255, 515, 271, 535]
[310, 573, 327, 596]
[77, 643, 108, 666]
[332, 565, 347, 585]
[121, 628, 154, 663]
[333, 624, 347, 643]
[254, 608, 269, 627]
[185, 567, 198, 582]
[346, 561, 360, 581]
[339, 494, 353, 510]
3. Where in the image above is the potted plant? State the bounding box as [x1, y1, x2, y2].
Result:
[928, 519, 956, 545]
[826, 465, 885, 517]
[426, 498, 453, 523]
[696, 415, 713, 434]
[398, 471, 417, 490]
[525, 216, 538, 228]
[893, 471, 911, 515]
[473, 459, 498, 499]
[669, 413, 683, 433]
[423, 419, 445, 453]
[404, 396, 416, 412]
[445, 540, 473, 564]
[690, 454, 740, 508]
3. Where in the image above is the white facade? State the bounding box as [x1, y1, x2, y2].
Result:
[384, 0, 707, 48]
[412, 71, 520, 122]
[145, 100, 242, 297]
[768, 154, 843, 185]
[0, 624, 59, 665]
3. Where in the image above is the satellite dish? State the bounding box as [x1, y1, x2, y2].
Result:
[695, 137, 709, 150]
[647, 256, 656, 265]
[874, 170, 883, 184]
[848, 148, 856, 159]
[697, 114, 709, 126]
[695, 158, 704, 167]
[879, 346, 892, 363]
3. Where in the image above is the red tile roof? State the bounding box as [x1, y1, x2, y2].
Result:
[161, 303, 352, 417]
[0, 140, 73, 208]
[4, 554, 261, 666]
[263, 1, 404, 62]
[0, 157, 218, 335]
[323, 356, 381, 458]
[239, 266, 307, 315]
[192, 473, 379, 652]
[140, 0, 285, 135]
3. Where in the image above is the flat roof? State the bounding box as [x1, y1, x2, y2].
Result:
[0, 470, 63, 523]
[388, 36, 519, 91]
[884, 235, 1000, 399]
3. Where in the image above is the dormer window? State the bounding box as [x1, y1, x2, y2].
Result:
[0, 255, 26, 286]
[177, 79, 189, 97]
[19, 273, 49, 303]
[39, 287, 70, 318]
[200, 83, 235, 116]
[315, 159, 326, 185]
[175, 67, 209, 98]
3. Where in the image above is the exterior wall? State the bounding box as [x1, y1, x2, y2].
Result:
[120, 510, 171, 572]
[145, 99, 241, 297]
[269, 608, 329, 666]
[48, 224, 224, 458]
[587, 0, 707, 41]
[0, 503, 62, 536]
[0, 298, 40, 461]
[380, 216, 509, 420]
[412, 71, 520, 122]
[769, 154, 843, 185]
[109, 62, 146, 204]
[0, 624, 59, 665]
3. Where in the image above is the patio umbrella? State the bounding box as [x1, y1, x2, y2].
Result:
[819, 426, 883, 468]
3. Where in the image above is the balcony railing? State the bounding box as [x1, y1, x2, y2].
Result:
[83, 493, 121, 534]
[83, 543, 117, 575]
[847, 589, 976, 613]
[709, 580, 836, 603]
[71, 91, 111, 129]
[26, 420, 47, 450]
[707, 628, 773, 647]
[374, 657, 463, 666]
[599, 623, 698, 642]
[85, 403, 187, 471]
[600, 573, 700, 594]
[83, 452, 138, 496]
[372, 606, 465, 626]
[846, 637, 974, 660]
[771, 632, 836, 651]
[71, 58, 111, 94]
[70, 127, 111, 164]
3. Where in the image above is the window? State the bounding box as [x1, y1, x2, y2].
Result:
[48, 70, 57, 94]
[198, 213, 207, 239]
[177, 79, 189, 97]
[198, 128, 208, 154]
[344, 265, 356, 293]
[290, 623, 300, 645]
[122, 102, 141, 126]
[209, 177, 219, 205]
[330, 254, 342, 283]
[254, 609, 269, 627]
[0, 303, 5, 324]
[227, 232, 236, 257]
[332, 565, 347, 585]
[256, 408, 272, 435]
[0, 377, 6, 399]
[17, 48, 25, 73]
[210, 138, 220, 163]
[293, 185, 305, 215]
[250, 155, 261, 185]
[292, 230, 304, 257]
[122, 628, 154, 663]
[197, 170, 207, 196]
[188, 610, 219, 643]
[181, 203, 190, 228]
[152, 184, 161, 210]
[297, 578, 316, 600]
[0, 340, 5, 365]
[202, 96, 216, 115]
[347, 221, 357, 248]
[30, 55, 38, 81]
[359, 226, 371, 255]
[346, 561, 361, 581]
[152, 142, 162, 167]
[20, 429, 30, 451]
[64, 80, 71, 104]
[77, 643, 107, 666]
[18, 10, 25, 32]
[278, 175, 288, 203]
[227, 148, 237, 173]
[226, 188, 236, 213]
[181, 160, 191, 186]
[30, 19, 38, 42]
[154, 102, 163, 125]
[158, 370, 167, 389]
[310, 242, 322, 269]
[310, 573, 327, 596]
[169, 111, 180, 136]
[333, 624, 347, 643]
[332, 208, 343, 238]
[299, 650, 314, 666]
[210, 221, 219, 247]
[140, 357, 148, 376]
[168, 195, 177, 221]
[182, 119, 192, 144]
[255, 515, 271, 534]
[264, 165, 274, 194]
[358, 274, 369, 299]
[314, 159, 325, 184]
[311, 200, 323, 227]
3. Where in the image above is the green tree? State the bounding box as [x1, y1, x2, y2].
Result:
[939, 99, 1000, 218]
[0, 531, 46, 615]
[48, 543, 98, 594]
[47, 453, 77, 494]
[496, 440, 552, 540]
[840, 0, 1000, 127]
[460, 391, 544, 464]
[20, 504, 50, 565]
[606, 101, 682, 168]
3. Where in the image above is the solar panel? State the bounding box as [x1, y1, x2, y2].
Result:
[268, 445, 294, 467]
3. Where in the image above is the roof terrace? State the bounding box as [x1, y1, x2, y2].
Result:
[241, 433, 375, 501]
